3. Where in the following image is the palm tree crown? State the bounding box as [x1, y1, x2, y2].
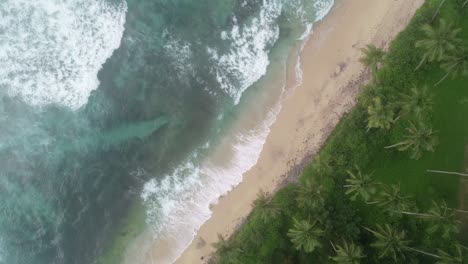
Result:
[437, 46, 468, 85]
[344, 166, 377, 202]
[295, 178, 325, 211]
[252, 190, 281, 223]
[365, 224, 410, 261]
[386, 122, 438, 160]
[399, 85, 434, 118]
[212, 234, 243, 264]
[415, 19, 461, 65]
[426, 200, 460, 239]
[376, 184, 412, 213]
[367, 97, 394, 130]
[287, 218, 324, 253]
[359, 44, 386, 73]
[331, 240, 366, 264]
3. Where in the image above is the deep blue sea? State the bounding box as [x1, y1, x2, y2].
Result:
[0, 0, 333, 263]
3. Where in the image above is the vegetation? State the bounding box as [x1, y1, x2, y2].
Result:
[359, 44, 386, 74]
[215, 0, 468, 263]
[330, 240, 365, 264]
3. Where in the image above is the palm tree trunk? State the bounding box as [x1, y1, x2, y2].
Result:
[393, 211, 434, 218]
[329, 241, 337, 251]
[405, 246, 441, 259]
[435, 71, 450, 86]
[431, 0, 446, 22]
[361, 226, 378, 235]
[415, 56, 427, 71]
[385, 141, 408, 149]
[427, 169, 468, 178]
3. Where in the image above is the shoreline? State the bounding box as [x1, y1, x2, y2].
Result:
[164, 0, 424, 263]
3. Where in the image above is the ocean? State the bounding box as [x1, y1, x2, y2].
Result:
[0, 0, 334, 263]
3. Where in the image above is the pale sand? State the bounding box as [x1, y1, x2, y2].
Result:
[171, 0, 424, 263]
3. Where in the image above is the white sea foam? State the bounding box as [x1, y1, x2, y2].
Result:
[163, 35, 194, 79]
[208, 0, 282, 104]
[0, 0, 127, 110]
[140, 102, 281, 263]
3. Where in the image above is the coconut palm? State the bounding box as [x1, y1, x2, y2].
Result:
[376, 184, 412, 213]
[426, 200, 460, 239]
[385, 122, 438, 160]
[296, 178, 325, 211]
[363, 225, 410, 261]
[436, 46, 468, 85]
[344, 166, 377, 203]
[367, 97, 395, 130]
[415, 19, 462, 70]
[330, 240, 365, 264]
[252, 190, 281, 223]
[363, 225, 442, 261]
[287, 218, 324, 253]
[219, 248, 243, 264]
[399, 85, 434, 118]
[212, 234, 243, 263]
[436, 244, 465, 264]
[359, 44, 386, 74]
[394, 200, 462, 239]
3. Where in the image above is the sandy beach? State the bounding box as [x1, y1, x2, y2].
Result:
[167, 0, 424, 263]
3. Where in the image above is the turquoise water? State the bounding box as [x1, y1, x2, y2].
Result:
[0, 0, 333, 263]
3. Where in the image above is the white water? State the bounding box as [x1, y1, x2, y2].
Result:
[0, 0, 127, 110]
[208, 0, 283, 104]
[140, 101, 282, 263]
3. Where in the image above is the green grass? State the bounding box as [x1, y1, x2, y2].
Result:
[216, 0, 468, 263]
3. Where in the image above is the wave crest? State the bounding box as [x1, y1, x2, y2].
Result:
[0, 0, 127, 109]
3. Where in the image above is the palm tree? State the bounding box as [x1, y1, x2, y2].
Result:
[330, 240, 365, 264]
[287, 218, 324, 253]
[344, 166, 377, 203]
[363, 224, 409, 261]
[415, 19, 462, 70]
[436, 46, 468, 85]
[399, 85, 434, 118]
[427, 169, 468, 178]
[436, 244, 465, 264]
[363, 225, 442, 261]
[394, 200, 462, 239]
[359, 44, 386, 74]
[367, 97, 395, 130]
[385, 122, 438, 160]
[252, 190, 281, 223]
[295, 178, 325, 211]
[212, 234, 243, 263]
[426, 200, 460, 239]
[376, 184, 412, 213]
